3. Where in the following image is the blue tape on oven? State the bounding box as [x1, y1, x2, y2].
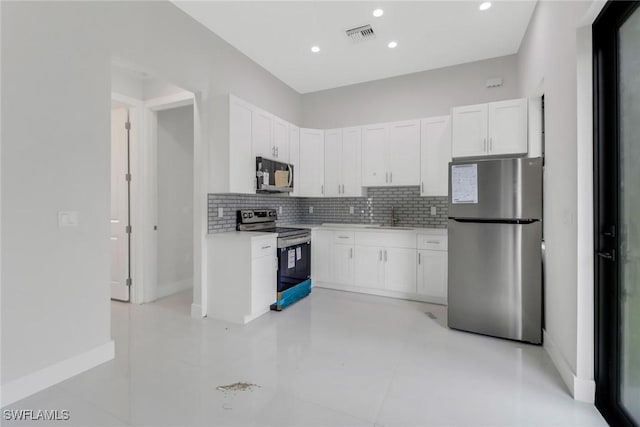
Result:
[272, 279, 312, 310]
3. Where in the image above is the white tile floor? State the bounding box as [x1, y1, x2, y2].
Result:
[3, 288, 607, 427]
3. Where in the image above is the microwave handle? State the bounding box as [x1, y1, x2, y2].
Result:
[287, 164, 293, 187]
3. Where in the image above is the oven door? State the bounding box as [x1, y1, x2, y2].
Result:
[277, 239, 311, 292]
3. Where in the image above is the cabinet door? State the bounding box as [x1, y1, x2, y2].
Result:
[342, 126, 363, 196]
[388, 120, 421, 186]
[289, 125, 300, 197]
[362, 124, 388, 186]
[420, 116, 451, 197]
[324, 129, 342, 197]
[272, 117, 289, 162]
[251, 255, 277, 314]
[252, 108, 273, 159]
[312, 230, 333, 282]
[229, 98, 255, 194]
[354, 245, 385, 289]
[333, 244, 355, 286]
[451, 104, 488, 158]
[384, 247, 417, 293]
[488, 98, 528, 156]
[299, 129, 325, 197]
[417, 250, 448, 302]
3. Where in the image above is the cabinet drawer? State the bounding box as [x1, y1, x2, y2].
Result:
[333, 231, 355, 244]
[251, 238, 277, 259]
[417, 234, 448, 251]
[355, 231, 416, 249]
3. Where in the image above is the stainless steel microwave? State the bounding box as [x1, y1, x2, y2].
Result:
[256, 157, 293, 193]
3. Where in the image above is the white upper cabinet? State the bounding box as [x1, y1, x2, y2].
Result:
[420, 115, 451, 197]
[488, 98, 528, 156]
[362, 121, 420, 187]
[451, 98, 528, 158]
[299, 128, 324, 197]
[289, 125, 300, 197]
[228, 96, 255, 194]
[272, 116, 289, 162]
[388, 120, 421, 186]
[324, 127, 363, 197]
[362, 124, 388, 186]
[251, 108, 273, 160]
[341, 127, 363, 196]
[451, 104, 488, 158]
[323, 129, 342, 197]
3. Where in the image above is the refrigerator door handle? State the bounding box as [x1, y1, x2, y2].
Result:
[597, 250, 616, 262]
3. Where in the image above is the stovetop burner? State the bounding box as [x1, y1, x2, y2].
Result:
[236, 209, 310, 239]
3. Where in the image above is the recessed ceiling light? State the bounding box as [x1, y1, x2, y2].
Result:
[388, 41, 398, 49]
[479, 2, 492, 11]
[311, 46, 320, 53]
[373, 8, 384, 17]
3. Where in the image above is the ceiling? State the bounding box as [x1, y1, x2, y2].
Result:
[173, 1, 537, 94]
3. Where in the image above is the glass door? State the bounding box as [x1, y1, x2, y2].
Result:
[594, 2, 640, 426]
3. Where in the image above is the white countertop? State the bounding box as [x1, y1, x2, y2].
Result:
[281, 223, 447, 236]
[206, 231, 277, 240]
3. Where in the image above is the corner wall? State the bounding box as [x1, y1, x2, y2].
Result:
[1, 0, 301, 406]
[516, 0, 599, 402]
[301, 55, 519, 128]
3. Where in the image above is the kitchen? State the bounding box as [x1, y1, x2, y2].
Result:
[2, 2, 632, 426]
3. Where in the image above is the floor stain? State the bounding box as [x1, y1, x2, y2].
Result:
[216, 382, 260, 392]
[425, 311, 437, 320]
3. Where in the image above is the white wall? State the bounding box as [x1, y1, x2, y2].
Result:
[111, 66, 188, 102]
[157, 105, 194, 299]
[517, 0, 599, 402]
[301, 55, 518, 128]
[1, 0, 301, 404]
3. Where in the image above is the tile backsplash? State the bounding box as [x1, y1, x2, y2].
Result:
[208, 187, 448, 233]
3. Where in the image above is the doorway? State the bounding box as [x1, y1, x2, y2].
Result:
[594, 2, 640, 426]
[111, 104, 132, 302]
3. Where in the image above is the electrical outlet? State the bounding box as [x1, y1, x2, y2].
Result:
[349, 206, 355, 214]
[430, 206, 437, 216]
[279, 206, 283, 215]
[58, 211, 79, 228]
[218, 207, 224, 218]
[309, 206, 314, 214]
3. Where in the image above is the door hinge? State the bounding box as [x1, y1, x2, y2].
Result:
[125, 121, 131, 130]
[125, 173, 132, 182]
[126, 225, 132, 234]
[125, 278, 132, 287]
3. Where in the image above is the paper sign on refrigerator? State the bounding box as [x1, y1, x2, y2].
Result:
[451, 164, 478, 204]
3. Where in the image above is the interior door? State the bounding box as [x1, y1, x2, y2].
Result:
[594, 3, 640, 426]
[110, 106, 130, 302]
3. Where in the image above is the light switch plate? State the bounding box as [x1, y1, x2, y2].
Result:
[218, 207, 224, 218]
[430, 206, 437, 216]
[309, 206, 314, 214]
[58, 211, 79, 228]
[349, 206, 355, 214]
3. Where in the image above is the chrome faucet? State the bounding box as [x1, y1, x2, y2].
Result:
[391, 206, 398, 227]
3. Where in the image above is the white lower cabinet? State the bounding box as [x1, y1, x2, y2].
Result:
[384, 247, 418, 293]
[313, 228, 447, 305]
[312, 229, 333, 283]
[333, 243, 355, 286]
[354, 245, 385, 289]
[207, 233, 277, 324]
[417, 250, 447, 304]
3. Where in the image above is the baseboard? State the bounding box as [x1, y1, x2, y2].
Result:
[156, 278, 192, 300]
[543, 329, 595, 403]
[1, 340, 115, 407]
[314, 281, 447, 305]
[191, 303, 203, 319]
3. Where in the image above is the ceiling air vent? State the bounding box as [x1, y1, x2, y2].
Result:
[345, 24, 376, 42]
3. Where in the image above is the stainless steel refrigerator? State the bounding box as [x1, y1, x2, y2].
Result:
[447, 157, 543, 344]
